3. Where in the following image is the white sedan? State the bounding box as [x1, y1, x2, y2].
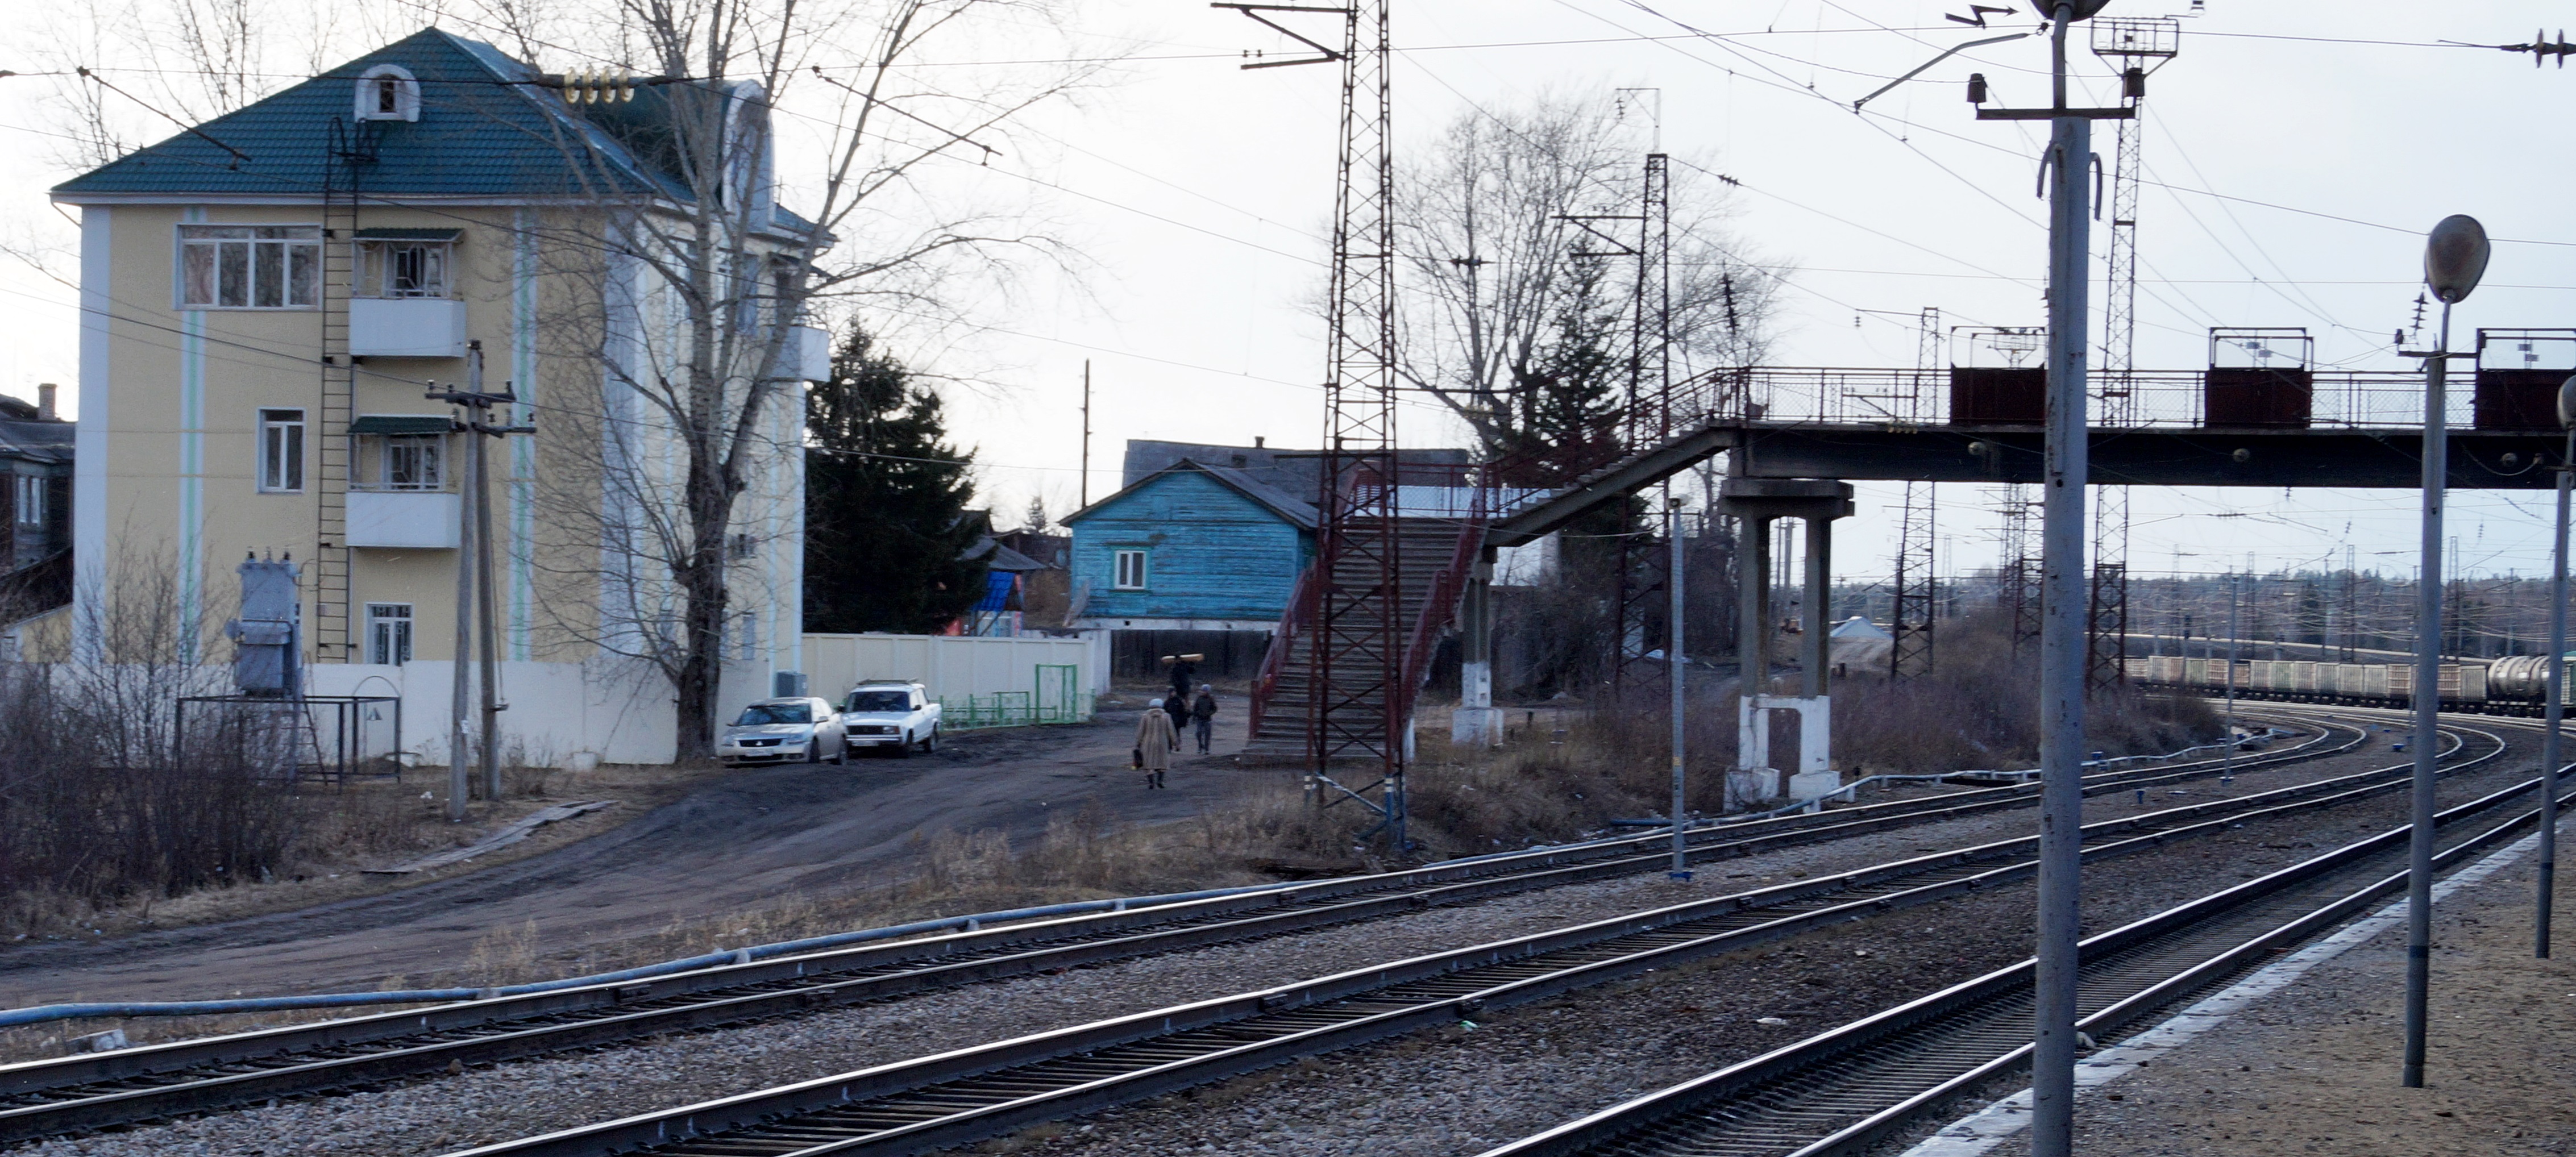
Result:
[717, 697, 846, 766]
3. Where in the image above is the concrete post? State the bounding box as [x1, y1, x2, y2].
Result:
[2030, 7, 2096, 1150]
[1451, 547, 1502, 746]
[1732, 513, 1776, 808]
[1802, 514, 1831, 696]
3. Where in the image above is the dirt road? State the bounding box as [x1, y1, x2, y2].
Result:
[0, 701, 1259, 1008]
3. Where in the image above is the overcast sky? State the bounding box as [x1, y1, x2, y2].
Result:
[6, 1, 2575, 590]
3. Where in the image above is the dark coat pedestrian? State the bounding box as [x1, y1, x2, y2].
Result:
[1190, 686, 1218, 754]
[1164, 693, 1190, 736]
[1167, 656, 1198, 699]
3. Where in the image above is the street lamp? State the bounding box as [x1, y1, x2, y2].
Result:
[2539, 375, 2575, 959]
[2403, 212, 2488, 1088]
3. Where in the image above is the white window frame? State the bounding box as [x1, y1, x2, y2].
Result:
[366, 604, 414, 665]
[354, 64, 421, 122]
[1112, 549, 1148, 590]
[12, 475, 41, 527]
[355, 239, 454, 299]
[259, 409, 305, 493]
[373, 433, 444, 490]
[178, 225, 321, 310]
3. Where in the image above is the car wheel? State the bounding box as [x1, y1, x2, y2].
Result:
[830, 736, 846, 765]
[894, 732, 914, 759]
[921, 725, 940, 754]
[804, 740, 820, 764]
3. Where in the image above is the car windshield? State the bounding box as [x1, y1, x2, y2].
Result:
[846, 690, 909, 713]
[734, 702, 812, 726]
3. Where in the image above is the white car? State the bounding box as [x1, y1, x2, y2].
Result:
[717, 697, 846, 766]
[841, 681, 942, 757]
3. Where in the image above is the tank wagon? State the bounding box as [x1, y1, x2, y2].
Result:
[2125, 654, 2574, 716]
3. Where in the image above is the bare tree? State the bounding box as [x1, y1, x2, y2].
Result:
[1394, 93, 1781, 453]
[508, 0, 1101, 755]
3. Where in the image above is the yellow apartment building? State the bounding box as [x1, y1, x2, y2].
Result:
[48, 28, 828, 764]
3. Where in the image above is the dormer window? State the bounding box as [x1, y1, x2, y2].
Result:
[354, 65, 419, 122]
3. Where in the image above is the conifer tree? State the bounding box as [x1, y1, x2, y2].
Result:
[804, 329, 988, 634]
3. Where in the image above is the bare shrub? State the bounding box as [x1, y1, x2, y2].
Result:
[1831, 610, 2221, 773]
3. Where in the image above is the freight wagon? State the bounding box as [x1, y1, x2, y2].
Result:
[2125, 654, 2569, 715]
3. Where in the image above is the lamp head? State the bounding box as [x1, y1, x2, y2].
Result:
[2423, 214, 2491, 305]
[2029, 0, 2113, 18]
[2558, 374, 2576, 430]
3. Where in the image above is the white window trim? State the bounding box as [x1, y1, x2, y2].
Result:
[1112, 549, 1149, 590]
[366, 603, 414, 666]
[259, 409, 305, 493]
[358, 432, 447, 491]
[355, 64, 421, 122]
[354, 238, 456, 299]
[12, 475, 41, 526]
[176, 224, 323, 311]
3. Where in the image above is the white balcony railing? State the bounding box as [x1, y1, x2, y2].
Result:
[346, 490, 459, 548]
[350, 298, 468, 358]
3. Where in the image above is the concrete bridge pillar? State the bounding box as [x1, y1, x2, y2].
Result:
[1719, 478, 1855, 810]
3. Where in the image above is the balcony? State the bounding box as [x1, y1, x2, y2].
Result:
[350, 298, 468, 359]
[346, 490, 459, 548]
[786, 325, 831, 381]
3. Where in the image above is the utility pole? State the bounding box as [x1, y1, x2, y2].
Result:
[430, 340, 536, 820]
[1079, 360, 1092, 509]
[2404, 214, 2490, 1088]
[2222, 571, 2238, 786]
[2540, 374, 2573, 959]
[1962, 5, 2124, 1151]
[470, 344, 502, 804]
[444, 400, 476, 822]
[1669, 498, 1688, 877]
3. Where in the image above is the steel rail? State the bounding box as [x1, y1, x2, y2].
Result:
[428, 723, 2502, 1157]
[0, 722, 2367, 1143]
[1480, 750, 2558, 1157]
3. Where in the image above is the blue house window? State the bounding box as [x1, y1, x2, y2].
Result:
[1113, 549, 1149, 590]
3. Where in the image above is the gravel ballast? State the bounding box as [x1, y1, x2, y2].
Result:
[17, 719, 2512, 1157]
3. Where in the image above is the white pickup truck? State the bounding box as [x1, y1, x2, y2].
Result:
[840, 680, 942, 756]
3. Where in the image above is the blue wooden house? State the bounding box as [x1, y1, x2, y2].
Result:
[1065, 459, 1316, 635]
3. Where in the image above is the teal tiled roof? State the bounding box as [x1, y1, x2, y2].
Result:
[52, 26, 813, 237]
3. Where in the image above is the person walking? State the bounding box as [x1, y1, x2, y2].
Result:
[1165, 654, 1198, 701]
[1190, 684, 1218, 755]
[1135, 698, 1178, 789]
[1164, 690, 1190, 737]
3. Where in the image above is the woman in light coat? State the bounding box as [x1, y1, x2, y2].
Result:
[1135, 699, 1179, 789]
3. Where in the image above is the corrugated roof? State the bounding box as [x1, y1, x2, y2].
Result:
[1064, 458, 1319, 530]
[0, 418, 75, 466]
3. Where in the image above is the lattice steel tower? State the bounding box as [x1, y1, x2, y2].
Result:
[2087, 16, 2178, 692]
[1614, 153, 1675, 698]
[1222, 1, 1406, 846]
[1890, 309, 1941, 680]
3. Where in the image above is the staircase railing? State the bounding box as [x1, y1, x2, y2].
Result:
[1246, 559, 1319, 740]
[1395, 485, 1490, 727]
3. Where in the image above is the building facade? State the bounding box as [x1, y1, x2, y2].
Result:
[48, 29, 824, 764]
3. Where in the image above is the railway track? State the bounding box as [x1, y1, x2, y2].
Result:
[1476, 759, 2567, 1157]
[0, 717, 2373, 1145]
[410, 720, 2506, 1157]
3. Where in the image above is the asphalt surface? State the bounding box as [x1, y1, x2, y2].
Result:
[0, 700, 1256, 1007]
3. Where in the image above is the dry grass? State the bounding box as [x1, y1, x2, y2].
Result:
[1829, 612, 2220, 773]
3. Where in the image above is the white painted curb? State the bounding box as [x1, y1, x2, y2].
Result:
[1898, 823, 2555, 1157]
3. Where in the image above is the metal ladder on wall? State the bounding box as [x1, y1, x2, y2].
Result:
[314, 120, 373, 662]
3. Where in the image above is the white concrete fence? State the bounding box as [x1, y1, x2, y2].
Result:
[800, 631, 1106, 730]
